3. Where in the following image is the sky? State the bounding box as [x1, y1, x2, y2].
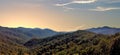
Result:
[0, 0, 120, 31]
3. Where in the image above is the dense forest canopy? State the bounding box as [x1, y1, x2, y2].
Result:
[0, 26, 120, 55]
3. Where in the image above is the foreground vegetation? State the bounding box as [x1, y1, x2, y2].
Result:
[0, 30, 120, 55]
[25, 30, 120, 55]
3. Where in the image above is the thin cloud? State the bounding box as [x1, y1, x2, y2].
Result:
[108, 0, 120, 3]
[75, 25, 86, 30]
[73, 0, 97, 4]
[90, 6, 120, 11]
[63, 6, 74, 11]
[54, 0, 120, 11]
[55, 0, 97, 6]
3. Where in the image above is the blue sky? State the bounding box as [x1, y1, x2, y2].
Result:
[0, 0, 120, 31]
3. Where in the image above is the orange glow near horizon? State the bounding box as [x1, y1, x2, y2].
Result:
[0, 4, 86, 31]
[0, 0, 119, 31]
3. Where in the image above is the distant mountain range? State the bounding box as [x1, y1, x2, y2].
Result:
[0, 26, 62, 42]
[12, 27, 60, 38]
[0, 26, 119, 43]
[87, 26, 120, 35]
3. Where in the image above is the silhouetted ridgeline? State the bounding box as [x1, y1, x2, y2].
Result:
[0, 26, 61, 41]
[87, 26, 120, 35]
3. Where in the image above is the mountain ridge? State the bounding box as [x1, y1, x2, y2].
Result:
[87, 26, 120, 35]
[0, 26, 61, 40]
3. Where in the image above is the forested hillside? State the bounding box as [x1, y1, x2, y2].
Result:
[25, 30, 120, 55]
[0, 33, 34, 55]
[0, 26, 120, 55]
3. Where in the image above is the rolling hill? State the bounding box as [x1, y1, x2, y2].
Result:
[24, 30, 120, 55]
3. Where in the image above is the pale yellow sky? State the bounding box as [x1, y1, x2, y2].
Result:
[0, 0, 120, 31]
[0, 5, 84, 31]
